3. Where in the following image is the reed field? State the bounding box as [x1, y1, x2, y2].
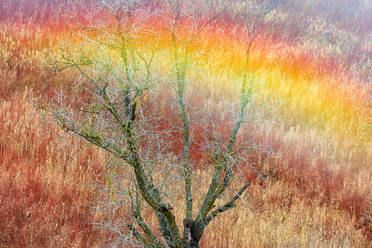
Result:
[0, 0, 371, 247]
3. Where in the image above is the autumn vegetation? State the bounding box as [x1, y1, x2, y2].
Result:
[0, 0, 371, 247]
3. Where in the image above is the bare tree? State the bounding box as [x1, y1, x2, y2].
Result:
[38, 0, 281, 247]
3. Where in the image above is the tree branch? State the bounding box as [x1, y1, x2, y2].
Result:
[130, 189, 166, 248]
[170, 10, 193, 221]
[203, 181, 250, 226]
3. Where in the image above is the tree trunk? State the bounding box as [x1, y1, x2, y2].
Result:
[183, 218, 205, 248]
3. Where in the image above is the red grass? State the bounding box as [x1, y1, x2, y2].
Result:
[0, 92, 107, 246]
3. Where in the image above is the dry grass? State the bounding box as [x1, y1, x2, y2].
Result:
[0, 0, 371, 247]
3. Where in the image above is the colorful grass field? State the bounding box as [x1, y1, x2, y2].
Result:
[0, 0, 371, 247]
